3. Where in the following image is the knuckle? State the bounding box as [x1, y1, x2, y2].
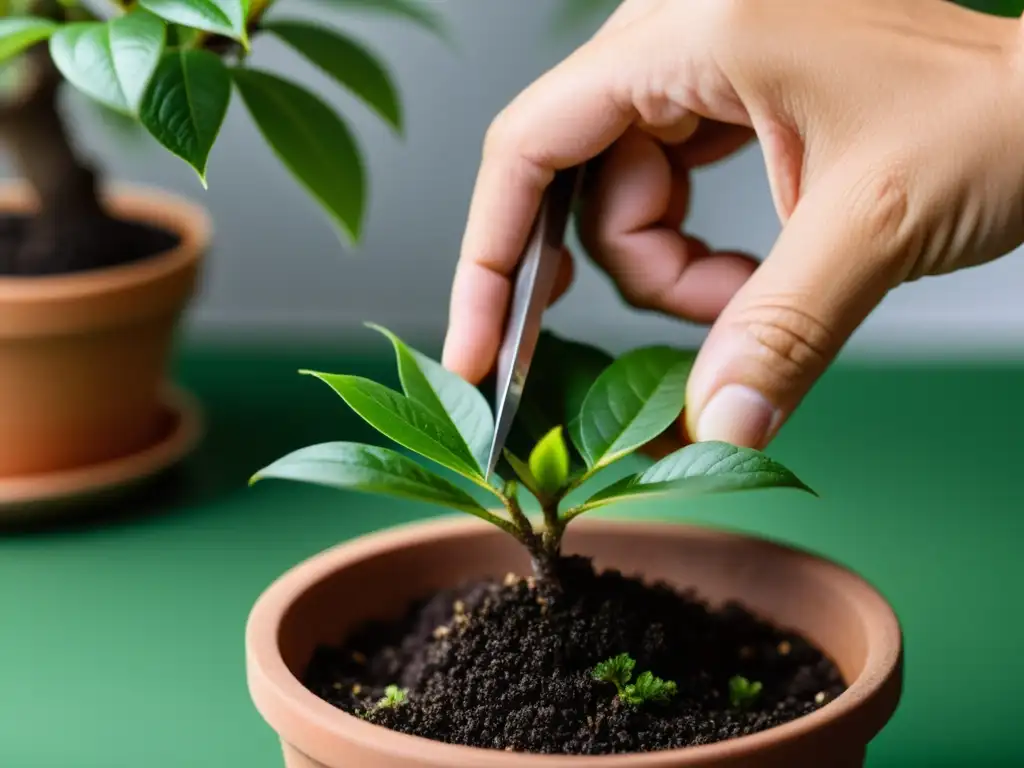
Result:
[730, 302, 835, 379]
[620, 285, 655, 311]
[849, 165, 912, 245]
[482, 108, 518, 159]
[619, 276, 671, 312]
[599, 258, 666, 311]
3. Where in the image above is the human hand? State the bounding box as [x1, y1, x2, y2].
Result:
[443, 0, 1024, 451]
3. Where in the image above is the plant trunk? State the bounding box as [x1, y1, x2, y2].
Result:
[532, 508, 565, 592]
[503, 492, 565, 589]
[0, 45, 113, 275]
[529, 546, 562, 591]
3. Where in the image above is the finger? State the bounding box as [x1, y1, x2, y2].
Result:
[656, 123, 754, 225]
[443, 245, 574, 386]
[549, 247, 575, 306]
[669, 120, 755, 169]
[639, 409, 692, 461]
[685, 165, 910, 448]
[581, 128, 757, 323]
[640, 112, 702, 146]
[443, 39, 646, 382]
[444, 252, 510, 384]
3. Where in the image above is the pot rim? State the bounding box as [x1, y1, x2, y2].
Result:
[0, 182, 211, 303]
[246, 515, 903, 766]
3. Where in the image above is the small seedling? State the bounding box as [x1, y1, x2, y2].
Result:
[252, 326, 816, 584]
[592, 653, 677, 707]
[728, 675, 763, 709]
[592, 653, 635, 695]
[376, 684, 407, 709]
[622, 670, 678, 706]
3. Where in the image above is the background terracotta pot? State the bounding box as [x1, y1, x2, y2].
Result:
[0, 184, 209, 478]
[246, 516, 903, 768]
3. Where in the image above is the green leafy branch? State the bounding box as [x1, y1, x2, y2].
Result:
[251, 324, 816, 582]
[592, 653, 677, 707]
[0, 0, 448, 241]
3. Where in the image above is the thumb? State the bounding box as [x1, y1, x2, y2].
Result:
[685, 167, 912, 448]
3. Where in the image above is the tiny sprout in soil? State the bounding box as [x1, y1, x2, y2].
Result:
[376, 685, 407, 709]
[729, 675, 764, 709]
[252, 324, 816, 588]
[593, 653, 677, 707]
[592, 652, 635, 693]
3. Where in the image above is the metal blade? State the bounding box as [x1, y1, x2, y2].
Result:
[485, 167, 583, 478]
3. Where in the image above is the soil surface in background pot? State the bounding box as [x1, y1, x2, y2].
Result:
[0, 214, 180, 276]
[305, 556, 846, 755]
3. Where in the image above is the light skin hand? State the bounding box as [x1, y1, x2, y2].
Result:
[443, 0, 1024, 452]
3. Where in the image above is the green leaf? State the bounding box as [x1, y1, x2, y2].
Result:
[48, 11, 165, 115]
[592, 653, 635, 693]
[313, 0, 448, 40]
[500, 331, 613, 471]
[262, 20, 402, 132]
[728, 675, 762, 709]
[377, 684, 408, 708]
[559, 338, 615, 425]
[622, 670, 677, 707]
[0, 17, 56, 62]
[139, 0, 248, 45]
[502, 449, 542, 499]
[572, 346, 694, 469]
[577, 441, 815, 514]
[139, 49, 230, 184]
[77, 92, 148, 145]
[232, 67, 365, 241]
[528, 426, 570, 496]
[301, 371, 484, 481]
[366, 324, 493, 473]
[250, 441, 492, 517]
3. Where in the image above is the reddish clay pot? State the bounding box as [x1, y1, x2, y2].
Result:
[0, 184, 209, 478]
[246, 516, 903, 768]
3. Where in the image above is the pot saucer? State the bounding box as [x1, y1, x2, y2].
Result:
[0, 384, 203, 523]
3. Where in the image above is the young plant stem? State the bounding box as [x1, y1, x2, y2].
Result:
[559, 503, 590, 526]
[540, 500, 563, 557]
[470, 507, 522, 541]
[504, 491, 536, 545]
[0, 41, 112, 274]
[503, 491, 564, 585]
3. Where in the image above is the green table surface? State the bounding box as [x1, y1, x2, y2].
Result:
[3, 340, 1023, 767]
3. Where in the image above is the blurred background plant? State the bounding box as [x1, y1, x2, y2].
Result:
[0, 0, 444, 274]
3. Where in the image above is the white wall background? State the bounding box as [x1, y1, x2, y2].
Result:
[6, 0, 1023, 358]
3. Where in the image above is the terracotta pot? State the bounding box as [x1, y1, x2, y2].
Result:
[0, 184, 209, 477]
[246, 516, 903, 768]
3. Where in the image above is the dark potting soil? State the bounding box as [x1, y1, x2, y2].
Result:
[0, 214, 180, 276]
[305, 556, 846, 756]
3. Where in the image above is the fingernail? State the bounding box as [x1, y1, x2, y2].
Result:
[696, 384, 779, 448]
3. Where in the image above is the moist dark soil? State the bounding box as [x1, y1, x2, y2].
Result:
[305, 556, 846, 756]
[0, 214, 180, 276]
